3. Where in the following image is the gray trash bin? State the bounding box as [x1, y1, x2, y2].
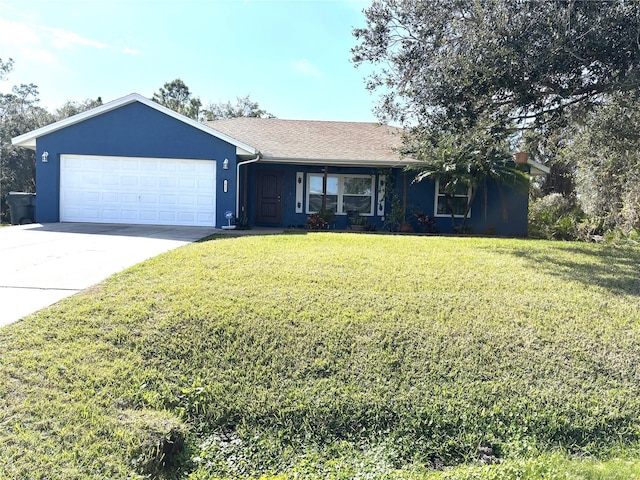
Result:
[6, 192, 36, 225]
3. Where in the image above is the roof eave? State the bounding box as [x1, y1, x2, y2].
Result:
[527, 159, 551, 175]
[259, 155, 416, 168]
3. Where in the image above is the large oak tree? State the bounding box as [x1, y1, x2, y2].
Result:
[353, 0, 640, 230]
[353, 0, 640, 132]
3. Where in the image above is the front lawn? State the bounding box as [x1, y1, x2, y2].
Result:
[1, 233, 640, 479]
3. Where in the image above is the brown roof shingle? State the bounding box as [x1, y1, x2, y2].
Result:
[206, 117, 410, 166]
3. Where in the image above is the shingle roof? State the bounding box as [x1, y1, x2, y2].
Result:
[206, 117, 411, 166]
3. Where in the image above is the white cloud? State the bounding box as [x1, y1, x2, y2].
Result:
[0, 17, 108, 72]
[291, 58, 322, 78]
[0, 18, 61, 69]
[0, 17, 40, 46]
[123, 47, 140, 56]
[38, 25, 107, 50]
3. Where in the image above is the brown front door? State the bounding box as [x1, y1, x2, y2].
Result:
[256, 170, 283, 225]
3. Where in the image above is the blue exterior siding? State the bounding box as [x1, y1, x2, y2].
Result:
[33, 99, 529, 235]
[243, 164, 529, 236]
[35, 102, 237, 225]
[402, 171, 529, 236]
[243, 164, 386, 230]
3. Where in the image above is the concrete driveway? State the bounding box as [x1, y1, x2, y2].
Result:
[0, 223, 215, 327]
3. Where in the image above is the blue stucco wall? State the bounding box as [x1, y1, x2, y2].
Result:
[243, 165, 529, 236]
[401, 171, 529, 236]
[244, 164, 386, 229]
[35, 101, 237, 226]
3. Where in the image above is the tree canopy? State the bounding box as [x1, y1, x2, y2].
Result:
[0, 58, 13, 81]
[152, 79, 202, 120]
[353, 0, 640, 239]
[152, 80, 274, 122]
[568, 93, 640, 232]
[353, 0, 640, 132]
[201, 94, 274, 121]
[54, 98, 103, 120]
[1, 59, 56, 221]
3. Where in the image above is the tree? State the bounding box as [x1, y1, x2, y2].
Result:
[54, 97, 103, 120]
[568, 93, 640, 233]
[353, 0, 640, 132]
[152, 79, 202, 119]
[353, 1, 640, 236]
[201, 95, 274, 121]
[0, 60, 55, 222]
[0, 58, 13, 81]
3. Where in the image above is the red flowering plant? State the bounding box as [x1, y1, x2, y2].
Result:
[415, 211, 438, 233]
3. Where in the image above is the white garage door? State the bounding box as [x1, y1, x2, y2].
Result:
[60, 155, 216, 226]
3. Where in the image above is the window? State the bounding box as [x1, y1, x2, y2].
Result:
[308, 175, 338, 213]
[434, 179, 471, 218]
[307, 174, 374, 215]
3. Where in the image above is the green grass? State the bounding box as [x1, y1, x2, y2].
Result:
[1, 233, 640, 479]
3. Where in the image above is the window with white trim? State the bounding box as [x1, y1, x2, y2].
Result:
[434, 179, 471, 218]
[307, 174, 374, 215]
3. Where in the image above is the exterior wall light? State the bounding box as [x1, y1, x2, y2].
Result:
[42, 151, 49, 162]
[223, 158, 229, 170]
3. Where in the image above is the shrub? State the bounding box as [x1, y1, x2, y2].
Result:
[306, 208, 335, 230]
[306, 213, 329, 230]
[528, 193, 585, 240]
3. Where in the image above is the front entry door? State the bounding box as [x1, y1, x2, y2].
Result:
[256, 170, 283, 225]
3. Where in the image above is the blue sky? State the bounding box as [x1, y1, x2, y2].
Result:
[0, 0, 381, 122]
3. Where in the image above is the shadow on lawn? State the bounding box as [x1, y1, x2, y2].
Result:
[507, 243, 640, 297]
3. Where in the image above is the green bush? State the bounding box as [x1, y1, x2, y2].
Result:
[528, 193, 586, 240]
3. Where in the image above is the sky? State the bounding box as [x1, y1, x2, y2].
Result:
[0, 0, 382, 122]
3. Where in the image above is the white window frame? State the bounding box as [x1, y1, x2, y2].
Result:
[434, 179, 472, 218]
[306, 174, 375, 216]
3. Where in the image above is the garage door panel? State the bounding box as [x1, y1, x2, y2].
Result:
[121, 193, 138, 204]
[179, 195, 195, 206]
[158, 211, 177, 222]
[83, 208, 100, 220]
[86, 192, 100, 203]
[196, 213, 214, 223]
[121, 161, 138, 171]
[85, 174, 100, 186]
[178, 178, 196, 188]
[140, 176, 157, 187]
[140, 211, 159, 221]
[121, 176, 138, 187]
[102, 209, 121, 221]
[140, 194, 157, 204]
[64, 171, 84, 187]
[121, 210, 138, 221]
[159, 194, 176, 206]
[197, 195, 215, 205]
[159, 162, 177, 173]
[60, 155, 216, 226]
[159, 177, 176, 188]
[140, 161, 158, 172]
[103, 192, 119, 203]
[178, 212, 196, 222]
